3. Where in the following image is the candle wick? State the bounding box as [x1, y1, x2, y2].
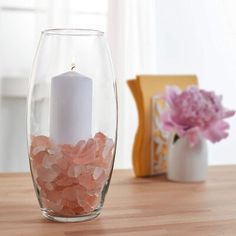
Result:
[71, 63, 76, 71]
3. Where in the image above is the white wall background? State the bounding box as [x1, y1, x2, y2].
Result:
[0, 0, 236, 171]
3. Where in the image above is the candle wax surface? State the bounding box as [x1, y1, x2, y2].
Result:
[50, 71, 93, 145]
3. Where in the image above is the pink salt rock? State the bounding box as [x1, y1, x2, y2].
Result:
[86, 165, 95, 173]
[55, 176, 74, 186]
[41, 155, 57, 168]
[73, 206, 85, 215]
[30, 131, 114, 216]
[62, 186, 78, 201]
[93, 167, 104, 180]
[79, 172, 97, 191]
[74, 139, 96, 165]
[32, 146, 47, 156]
[75, 140, 86, 154]
[95, 169, 107, 186]
[95, 133, 106, 157]
[60, 206, 77, 216]
[75, 185, 88, 200]
[67, 165, 82, 178]
[79, 194, 99, 213]
[31, 135, 52, 152]
[48, 145, 61, 156]
[56, 158, 69, 170]
[45, 189, 63, 203]
[94, 132, 106, 148]
[93, 156, 111, 169]
[31, 151, 48, 169]
[81, 203, 92, 213]
[51, 164, 62, 176]
[44, 182, 54, 191]
[84, 138, 96, 153]
[62, 200, 81, 210]
[60, 144, 75, 158]
[46, 199, 64, 213]
[37, 167, 58, 182]
[102, 138, 114, 159]
[84, 194, 99, 208]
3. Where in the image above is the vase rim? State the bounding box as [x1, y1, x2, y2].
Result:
[42, 28, 104, 37]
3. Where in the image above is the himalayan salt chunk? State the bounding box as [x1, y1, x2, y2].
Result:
[75, 185, 87, 200]
[74, 140, 96, 165]
[79, 202, 91, 213]
[42, 155, 57, 168]
[32, 146, 46, 156]
[31, 151, 48, 169]
[62, 200, 80, 209]
[102, 138, 114, 159]
[94, 132, 106, 147]
[62, 186, 78, 201]
[85, 194, 99, 208]
[102, 155, 113, 170]
[47, 200, 64, 213]
[79, 172, 97, 191]
[60, 206, 77, 216]
[78, 193, 99, 211]
[79, 152, 95, 165]
[93, 154, 112, 169]
[96, 171, 108, 186]
[31, 135, 51, 149]
[45, 182, 54, 191]
[84, 139, 96, 152]
[83, 139, 96, 156]
[73, 206, 85, 215]
[86, 165, 95, 173]
[51, 164, 62, 175]
[41, 197, 52, 209]
[75, 140, 86, 154]
[93, 167, 104, 180]
[45, 190, 63, 203]
[79, 199, 94, 213]
[94, 133, 106, 156]
[56, 158, 69, 170]
[48, 145, 61, 156]
[67, 165, 82, 178]
[37, 167, 58, 182]
[55, 176, 74, 186]
[60, 144, 75, 158]
[31, 132, 114, 217]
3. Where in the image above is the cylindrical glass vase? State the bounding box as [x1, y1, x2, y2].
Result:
[27, 29, 117, 222]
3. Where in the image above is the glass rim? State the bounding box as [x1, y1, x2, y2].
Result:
[42, 28, 104, 36]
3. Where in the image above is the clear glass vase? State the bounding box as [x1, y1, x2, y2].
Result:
[27, 29, 117, 222]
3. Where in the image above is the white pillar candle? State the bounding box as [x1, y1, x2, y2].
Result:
[50, 71, 92, 145]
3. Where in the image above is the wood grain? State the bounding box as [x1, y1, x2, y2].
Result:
[1, 166, 236, 235]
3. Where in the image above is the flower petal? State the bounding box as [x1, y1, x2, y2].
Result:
[203, 121, 229, 143]
[223, 109, 235, 119]
[165, 86, 181, 108]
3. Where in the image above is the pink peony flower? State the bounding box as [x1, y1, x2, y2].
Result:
[161, 86, 235, 146]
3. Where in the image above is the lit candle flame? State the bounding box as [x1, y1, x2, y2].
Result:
[71, 57, 76, 71]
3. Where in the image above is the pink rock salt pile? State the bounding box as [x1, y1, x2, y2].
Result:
[30, 132, 114, 217]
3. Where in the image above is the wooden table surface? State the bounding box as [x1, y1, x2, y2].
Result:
[1, 166, 236, 236]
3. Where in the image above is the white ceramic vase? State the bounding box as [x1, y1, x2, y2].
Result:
[167, 135, 208, 182]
